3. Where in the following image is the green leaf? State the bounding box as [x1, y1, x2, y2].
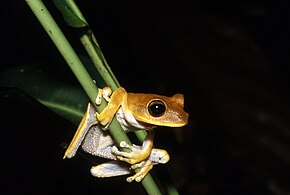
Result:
[53, 0, 88, 27]
[0, 64, 88, 124]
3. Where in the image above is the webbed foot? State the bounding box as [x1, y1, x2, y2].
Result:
[111, 141, 151, 165]
[126, 160, 153, 182]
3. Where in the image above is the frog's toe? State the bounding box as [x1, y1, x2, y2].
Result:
[102, 86, 112, 102]
[135, 175, 144, 182]
[112, 144, 132, 157]
[120, 141, 131, 148]
[111, 146, 120, 154]
[126, 173, 142, 182]
[126, 161, 153, 182]
[131, 161, 146, 169]
[95, 88, 103, 105]
[115, 155, 136, 164]
[126, 176, 134, 183]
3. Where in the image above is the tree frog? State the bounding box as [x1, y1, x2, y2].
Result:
[64, 87, 189, 182]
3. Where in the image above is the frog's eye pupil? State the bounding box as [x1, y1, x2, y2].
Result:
[148, 100, 166, 117]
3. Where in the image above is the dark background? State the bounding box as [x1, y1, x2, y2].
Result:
[1, 1, 290, 194]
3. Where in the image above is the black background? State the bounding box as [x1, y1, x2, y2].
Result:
[1, 1, 290, 194]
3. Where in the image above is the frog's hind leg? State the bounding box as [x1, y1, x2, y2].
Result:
[81, 124, 117, 160]
[90, 161, 131, 178]
[63, 103, 98, 159]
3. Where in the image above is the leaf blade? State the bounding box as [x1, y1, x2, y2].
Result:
[0, 64, 88, 124]
[53, 0, 88, 27]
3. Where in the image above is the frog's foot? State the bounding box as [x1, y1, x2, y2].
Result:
[95, 88, 103, 105]
[101, 87, 112, 102]
[96, 87, 112, 105]
[95, 87, 112, 129]
[126, 160, 153, 182]
[112, 141, 150, 165]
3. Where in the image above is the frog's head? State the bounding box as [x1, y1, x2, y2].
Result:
[128, 93, 189, 127]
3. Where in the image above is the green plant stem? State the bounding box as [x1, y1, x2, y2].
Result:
[26, 1, 162, 194]
[80, 27, 161, 195]
[80, 33, 147, 142]
[25, 0, 131, 144]
[25, 0, 97, 108]
[26, 0, 130, 144]
[80, 34, 119, 90]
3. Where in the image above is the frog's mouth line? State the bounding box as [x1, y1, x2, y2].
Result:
[135, 120, 156, 130]
[136, 118, 188, 128]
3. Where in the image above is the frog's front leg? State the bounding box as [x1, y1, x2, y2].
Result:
[112, 131, 154, 164]
[95, 87, 127, 126]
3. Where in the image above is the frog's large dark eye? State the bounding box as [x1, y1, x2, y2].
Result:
[148, 100, 166, 117]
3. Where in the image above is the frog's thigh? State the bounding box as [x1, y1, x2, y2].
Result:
[97, 87, 127, 126]
[64, 103, 97, 159]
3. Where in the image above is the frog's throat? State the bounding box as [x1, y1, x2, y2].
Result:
[116, 108, 155, 132]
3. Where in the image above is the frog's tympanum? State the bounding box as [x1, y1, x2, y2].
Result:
[64, 87, 189, 182]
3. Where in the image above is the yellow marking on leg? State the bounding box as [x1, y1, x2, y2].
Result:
[96, 87, 127, 126]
